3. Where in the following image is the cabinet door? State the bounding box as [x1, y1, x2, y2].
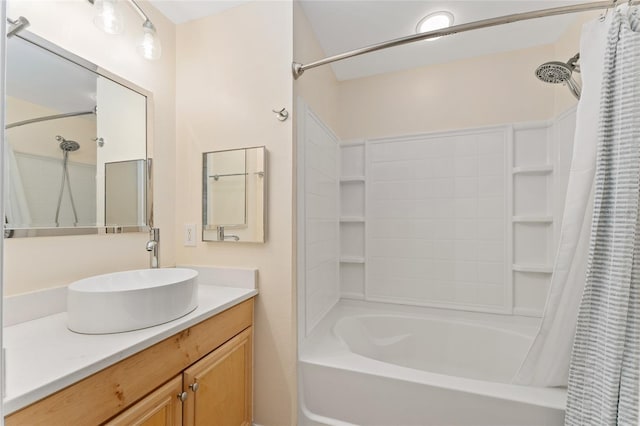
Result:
[104, 376, 183, 426]
[183, 327, 252, 426]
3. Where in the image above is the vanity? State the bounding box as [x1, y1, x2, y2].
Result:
[3, 267, 258, 426]
[3, 13, 264, 426]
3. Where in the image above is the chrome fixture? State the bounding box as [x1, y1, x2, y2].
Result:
[54, 136, 80, 227]
[292, 0, 633, 79]
[6, 16, 30, 38]
[535, 53, 581, 99]
[88, 0, 161, 60]
[146, 228, 160, 268]
[272, 108, 289, 122]
[217, 227, 240, 242]
[6, 109, 96, 130]
[92, 137, 105, 147]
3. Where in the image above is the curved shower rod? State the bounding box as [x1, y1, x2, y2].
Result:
[5, 108, 96, 130]
[292, 0, 630, 79]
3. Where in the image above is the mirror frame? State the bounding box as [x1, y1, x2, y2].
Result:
[4, 30, 154, 237]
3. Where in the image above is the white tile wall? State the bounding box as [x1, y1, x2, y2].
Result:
[366, 130, 508, 311]
[332, 112, 576, 317]
[299, 104, 341, 336]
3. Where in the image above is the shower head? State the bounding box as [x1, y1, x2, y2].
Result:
[535, 53, 581, 100]
[535, 61, 573, 84]
[56, 135, 80, 152]
[6, 16, 30, 38]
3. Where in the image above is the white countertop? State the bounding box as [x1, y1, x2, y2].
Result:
[3, 284, 258, 415]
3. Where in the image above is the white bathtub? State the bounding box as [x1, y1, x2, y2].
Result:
[299, 301, 566, 426]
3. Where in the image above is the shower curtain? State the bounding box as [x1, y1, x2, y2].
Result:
[513, 13, 609, 387]
[566, 8, 640, 425]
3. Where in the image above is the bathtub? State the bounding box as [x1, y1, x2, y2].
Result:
[299, 300, 566, 426]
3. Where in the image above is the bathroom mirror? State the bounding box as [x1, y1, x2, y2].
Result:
[3, 31, 151, 237]
[202, 147, 266, 243]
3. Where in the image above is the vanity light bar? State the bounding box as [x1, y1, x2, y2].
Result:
[87, 0, 161, 60]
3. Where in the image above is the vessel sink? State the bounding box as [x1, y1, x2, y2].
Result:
[67, 268, 198, 334]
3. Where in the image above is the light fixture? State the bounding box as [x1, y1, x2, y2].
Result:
[416, 11, 454, 40]
[137, 19, 161, 60]
[88, 0, 162, 60]
[93, 0, 124, 35]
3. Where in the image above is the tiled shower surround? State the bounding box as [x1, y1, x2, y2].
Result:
[299, 102, 577, 336]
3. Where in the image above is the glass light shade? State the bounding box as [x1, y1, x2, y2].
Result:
[93, 0, 124, 35]
[416, 12, 453, 41]
[137, 21, 162, 60]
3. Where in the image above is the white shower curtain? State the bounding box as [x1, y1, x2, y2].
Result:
[513, 13, 609, 387]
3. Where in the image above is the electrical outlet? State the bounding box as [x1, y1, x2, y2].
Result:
[184, 224, 197, 247]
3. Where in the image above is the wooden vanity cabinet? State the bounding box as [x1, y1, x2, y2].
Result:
[104, 327, 253, 426]
[5, 298, 254, 426]
[183, 327, 252, 426]
[105, 376, 184, 426]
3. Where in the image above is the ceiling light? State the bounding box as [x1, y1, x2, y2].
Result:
[416, 11, 454, 40]
[93, 0, 124, 35]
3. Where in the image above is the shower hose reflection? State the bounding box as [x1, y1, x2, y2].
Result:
[54, 135, 80, 227]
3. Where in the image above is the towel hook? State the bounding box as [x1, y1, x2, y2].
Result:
[272, 107, 289, 122]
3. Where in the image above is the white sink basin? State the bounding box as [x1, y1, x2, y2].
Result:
[67, 268, 198, 334]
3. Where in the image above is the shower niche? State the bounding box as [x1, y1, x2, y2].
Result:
[339, 142, 366, 298]
[4, 31, 151, 236]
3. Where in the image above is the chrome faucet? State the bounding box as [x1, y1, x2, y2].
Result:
[217, 226, 240, 242]
[146, 228, 160, 268]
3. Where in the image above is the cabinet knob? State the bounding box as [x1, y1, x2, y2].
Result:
[190, 382, 200, 392]
[178, 391, 188, 402]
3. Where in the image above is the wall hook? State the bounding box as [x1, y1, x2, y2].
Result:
[272, 108, 289, 122]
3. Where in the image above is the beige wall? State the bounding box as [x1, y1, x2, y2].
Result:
[333, 14, 597, 141]
[336, 44, 558, 140]
[174, 2, 296, 425]
[293, 1, 339, 133]
[5, 0, 176, 295]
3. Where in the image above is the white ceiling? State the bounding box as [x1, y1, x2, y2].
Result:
[148, 0, 590, 80]
[148, 0, 252, 24]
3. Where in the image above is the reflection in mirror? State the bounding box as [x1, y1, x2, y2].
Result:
[4, 33, 149, 235]
[203, 147, 266, 243]
[105, 160, 146, 227]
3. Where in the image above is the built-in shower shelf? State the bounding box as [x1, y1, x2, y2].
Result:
[512, 165, 553, 175]
[340, 257, 365, 264]
[512, 216, 553, 223]
[340, 176, 366, 183]
[340, 217, 365, 223]
[512, 264, 554, 273]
